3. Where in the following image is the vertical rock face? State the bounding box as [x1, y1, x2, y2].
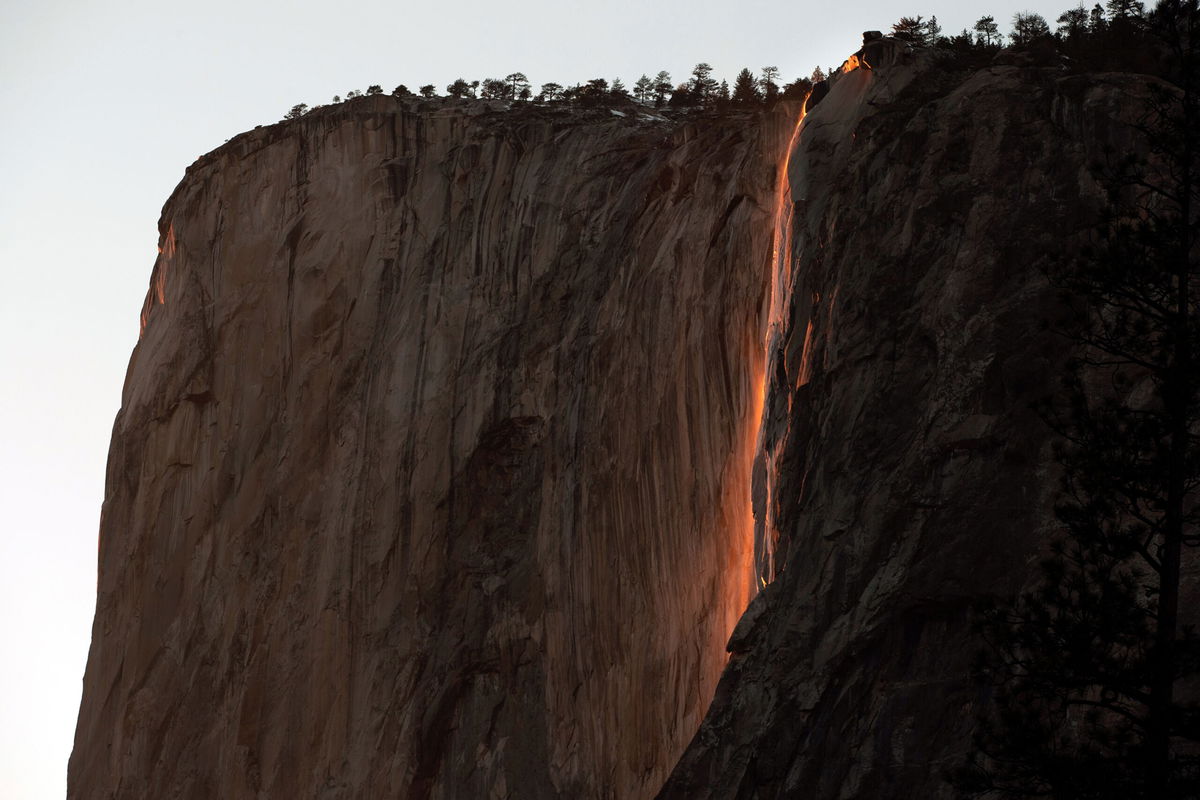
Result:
[70, 97, 797, 799]
[662, 56, 1145, 798]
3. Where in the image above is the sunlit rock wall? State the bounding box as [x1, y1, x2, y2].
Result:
[662, 56, 1141, 798]
[69, 96, 797, 799]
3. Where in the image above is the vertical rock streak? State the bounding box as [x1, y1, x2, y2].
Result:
[754, 108, 806, 587]
[140, 223, 176, 337]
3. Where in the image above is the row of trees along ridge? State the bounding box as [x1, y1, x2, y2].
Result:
[280, 3, 1172, 122]
[282, 64, 821, 121]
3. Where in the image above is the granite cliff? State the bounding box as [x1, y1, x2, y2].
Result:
[70, 95, 798, 798]
[72, 40, 1145, 800]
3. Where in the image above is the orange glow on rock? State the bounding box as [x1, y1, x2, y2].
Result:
[796, 317, 816, 388]
[140, 223, 177, 337]
[749, 102, 807, 590]
[158, 223, 177, 258]
[767, 110, 805, 340]
[841, 54, 863, 74]
[155, 224, 176, 304]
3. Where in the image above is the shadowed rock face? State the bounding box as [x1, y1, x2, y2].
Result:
[661, 56, 1144, 800]
[69, 96, 800, 799]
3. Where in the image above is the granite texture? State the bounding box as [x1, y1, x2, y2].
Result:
[69, 96, 798, 799]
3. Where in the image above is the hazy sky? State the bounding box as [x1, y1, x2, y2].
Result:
[0, 0, 1083, 796]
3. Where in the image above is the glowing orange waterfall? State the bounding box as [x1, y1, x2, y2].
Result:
[711, 104, 808, 687]
[752, 105, 806, 589]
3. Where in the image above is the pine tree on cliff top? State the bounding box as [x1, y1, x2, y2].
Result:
[1057, 3, 1092, 39]
[1108, 0, 1148, 19]
[1010, 11, 1052, 44]
[652, 71, 672, 107]
[504, 72, 530, 101]
[760, 65, 780, 103]
[732, 68, 761, 105]
[688, 62, 717, 104]
[633, 74, 653, 104]
[975, 15, 1003, 46]
[960, 2, 1200, 797]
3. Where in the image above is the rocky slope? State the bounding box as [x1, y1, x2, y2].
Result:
[661, 47, 1147, 799]
[69, 96, 798, 798]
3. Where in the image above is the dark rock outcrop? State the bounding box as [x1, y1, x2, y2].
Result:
[660, 51, 1145, 800]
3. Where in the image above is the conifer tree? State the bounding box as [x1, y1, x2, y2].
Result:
[480, 78, 507, 100]
[760, 65, 780, 103]
[689, 63, 718, 104]
[1107, 0, 1147, 19]
[1058, 3, 1091, 38]
[927, 14, 943, 41]
[949, 27, 976, 48]
[633, 74, 653, 104]
[892, 15, 929, 43]
[717, 79, 730, 105]
[653, 70, 672, 107]
[975, 14, 1002, 45]
[780, 76, 813, 101]
[577, 78, 609, 106]
[1011, 11, 1051, 44]
[668, 83, 695, 107]
[504, 72, 530, 100]
[732, 68, 762, 105]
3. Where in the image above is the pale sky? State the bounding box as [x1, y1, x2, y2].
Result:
[0, 0, 1082, 796]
